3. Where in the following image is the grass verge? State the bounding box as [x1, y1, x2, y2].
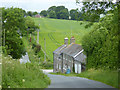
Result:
[2, 55, 51, 88]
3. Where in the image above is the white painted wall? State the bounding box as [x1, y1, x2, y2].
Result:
[75, 63, 77, 73]
[78, 63, 81, 74]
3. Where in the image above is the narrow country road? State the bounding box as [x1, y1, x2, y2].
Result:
[42, 70, 117, 89]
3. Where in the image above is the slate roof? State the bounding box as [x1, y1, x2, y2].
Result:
[53, 44, 67, 55]
[53, 43, 86, 64]
[61, 43, 83, 57]
[74, 53, 86, 64]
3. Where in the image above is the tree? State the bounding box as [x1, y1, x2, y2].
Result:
[47, 6, 56, 13]
[25, 16, 39, 34]
[2, 7, 26, 59]
[78, 12, 83, 21]
[70, 9, 77, 20]
[22, 10, 27, 17]
[27, 11, 33, 17]
[70, 9, 83, 20]
[80, 1, 120, 69]
[76, 1, 119, 22]
[40, 10, 47, 17]
[55, 6, 65, 13]
[5, 31, 26, 59]
[55, 6, 69, 19]
[47, 6, 57, 18]
[49, 10, 56, 18]
[33, 11, 38, 16]
[59, 9, 69, 19]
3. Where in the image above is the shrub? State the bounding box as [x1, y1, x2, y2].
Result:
[41, 62, 53, 69]
[35, 44, 41, 53]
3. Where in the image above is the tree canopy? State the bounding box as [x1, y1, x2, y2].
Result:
[2, 7, 26, 59]
[49, 10, 56, 18]
[25, 16, 39, 34]
[76, 1, 119, 22]
[27, 11, 33, 17]
[40, 10, 47, 17]
[2, 7, 39, 59]
[47, 6, 56, 14]
[33, 11, 38, 16]
[70, 9, 77, 20]
[80, 1, 120, 70]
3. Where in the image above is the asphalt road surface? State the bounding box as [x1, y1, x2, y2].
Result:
[42, 70, 117, 89]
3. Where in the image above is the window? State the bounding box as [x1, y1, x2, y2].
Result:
[57, 64, 58, 69]
[63, 64, 66, 70]
[66, 55, 67, 60]
[63, 54, 65, 59]
[68, 66, 70, 69]
[58, 57, 61, 61]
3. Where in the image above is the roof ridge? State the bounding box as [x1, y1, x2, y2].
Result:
[73, 49, 84, 58]
[56, 44, 67, 53]
[66, 43, 74, 49]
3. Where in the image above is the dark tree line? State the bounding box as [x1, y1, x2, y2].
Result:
[40, 5, 84, 20]
[24, 6, 84, 21]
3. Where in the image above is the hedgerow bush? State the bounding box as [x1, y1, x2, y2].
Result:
[82, 8, 119, 70]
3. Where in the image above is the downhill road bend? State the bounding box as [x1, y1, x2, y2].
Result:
[42, 70, 117, 89]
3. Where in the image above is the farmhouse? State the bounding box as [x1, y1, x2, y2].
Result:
[53, 37, 86, 74]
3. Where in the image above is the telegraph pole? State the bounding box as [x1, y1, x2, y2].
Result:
[44, 38, 46, 63]
[4, 29, 5, 46]
[3, 19, 7, 46]
[37, 24, 40, 44]
[37, 29, 39, 44]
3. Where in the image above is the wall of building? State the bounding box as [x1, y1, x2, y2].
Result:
[62, 54, 73, 73]
[53, 52, 85, 73]
[53, 53, 62, 73]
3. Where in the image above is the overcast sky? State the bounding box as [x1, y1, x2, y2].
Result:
[1, 0, 81, 12]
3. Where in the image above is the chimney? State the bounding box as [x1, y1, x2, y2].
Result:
[64, 37, 68, 45]
[70, 36, 75, 44]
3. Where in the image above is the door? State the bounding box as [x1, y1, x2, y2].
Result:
[75, 63, 77, 73]
[78, 63, 81, 73]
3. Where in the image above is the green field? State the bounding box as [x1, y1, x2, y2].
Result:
[33, 18, 93, 62]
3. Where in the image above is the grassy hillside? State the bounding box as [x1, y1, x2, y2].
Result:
[33, 18, 93, 61]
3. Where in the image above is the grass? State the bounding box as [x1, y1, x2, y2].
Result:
[22, 36, 53, 69]
[50, 69, 118, 88]
[22, 36, 41, 63]
[2, 36, 51, 88]
[2, 55, 51, 88]
[78, 69, 118, 88]
[33, 18, 93, 62]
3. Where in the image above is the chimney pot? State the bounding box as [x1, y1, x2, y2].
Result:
[64, 37, 68, 45]
[70, 36, 75, 44]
